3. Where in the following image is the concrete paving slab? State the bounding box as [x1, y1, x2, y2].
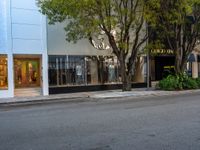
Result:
[89, 89, 200, 99]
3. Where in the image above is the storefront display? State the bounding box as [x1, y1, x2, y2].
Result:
[0, 55, 8, 89]
[49, 55, 86, 86]
[108, 64, 116, 82]
[48, 55, 122, 87]
[102, 58, 120, 83]
[14, 58, 40, 88]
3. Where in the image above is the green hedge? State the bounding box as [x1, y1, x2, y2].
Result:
[196, 77, 200, 88]
[158, 74, 199, 91]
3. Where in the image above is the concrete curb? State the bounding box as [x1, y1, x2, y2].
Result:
[0, 89, 200, 107]
[0, 96, 91, 108]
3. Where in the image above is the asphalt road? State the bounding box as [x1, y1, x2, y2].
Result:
[0, 93, 200, 150]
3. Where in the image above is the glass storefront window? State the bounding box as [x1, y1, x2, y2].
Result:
[86, 56, 121, 85]
[85, 57, 99, 85]
[49, 55, 86, 86]
[101, 57, 121, 83]
[0, 55, 8, 90]
[48, 55, 122, 87]
[14, 59, 40, 88]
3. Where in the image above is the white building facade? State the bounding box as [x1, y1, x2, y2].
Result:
[0, 0, 48, 99]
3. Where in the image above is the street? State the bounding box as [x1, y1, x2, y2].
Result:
[0, 93, 200, 150]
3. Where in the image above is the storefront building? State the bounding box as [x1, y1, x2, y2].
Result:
[148, 24, 200, 82]
[47, 23, 147, 94]
[150, 49, 200, 81]
[0, 0, 48, 100]
[0, 0, 147, 101]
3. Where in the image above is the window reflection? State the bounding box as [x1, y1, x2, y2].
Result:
[48, 55, 125, 87]
[49, 56, 86, 86]
[103, 57, 120, 83]
[0, 55, 8, 89]
[14, 59, 40, 87]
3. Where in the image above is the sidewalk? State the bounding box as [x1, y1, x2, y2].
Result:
[89, 88, 200, 98]
[0, 88, 200, 106]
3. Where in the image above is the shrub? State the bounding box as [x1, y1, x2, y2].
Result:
[158, 74, 199, 90]
[196, 77, 200, 88]
[182, 77, 198, 89]
[158, 75, 180, 90]
[183, 78, 198, 89]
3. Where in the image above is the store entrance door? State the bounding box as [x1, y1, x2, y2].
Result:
[154, 56, 175, 80]
[14, 58, 40, 88]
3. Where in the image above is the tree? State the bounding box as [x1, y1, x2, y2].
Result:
[38, 0, 150, 91]
[147, 0, 200, 75]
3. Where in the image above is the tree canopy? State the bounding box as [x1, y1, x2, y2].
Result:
[38, 0, 152, 91]
[147, 0, 200, 74]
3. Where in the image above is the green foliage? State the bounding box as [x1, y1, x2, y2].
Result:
[196, 77, 200, 88]
[181, 75, 198, 89]
[174, 73, 195, 90]
[159, 75, 180, 90]
[38, 0, 150, 45]
[158, 74, 199, 91]
[146, 0, 200, 75]
[37, 0, 156, 91]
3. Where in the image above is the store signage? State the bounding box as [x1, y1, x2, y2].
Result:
[150, 49, 174, 55]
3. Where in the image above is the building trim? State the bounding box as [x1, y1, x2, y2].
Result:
[41, 15, 49, 96]
[49, 83, 147, 94]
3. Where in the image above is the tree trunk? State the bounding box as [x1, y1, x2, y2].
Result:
[174, 50, 182, 75]
[120, 57, 132, 91]
[174, 50, 187, 75]
[180, 58, 187, 74]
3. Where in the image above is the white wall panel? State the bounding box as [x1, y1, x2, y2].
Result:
[0, 49, 7, 55]
[12, 24, 41, 40]
[11, 0, 38, 10]
[0, 91, 12, 99]
[10, 0, 45, 55]
[11, 9, 41, 25]
[47, 23, 112, 56]
[12, 39, 42, 54]
[0, 0, 7, 53]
